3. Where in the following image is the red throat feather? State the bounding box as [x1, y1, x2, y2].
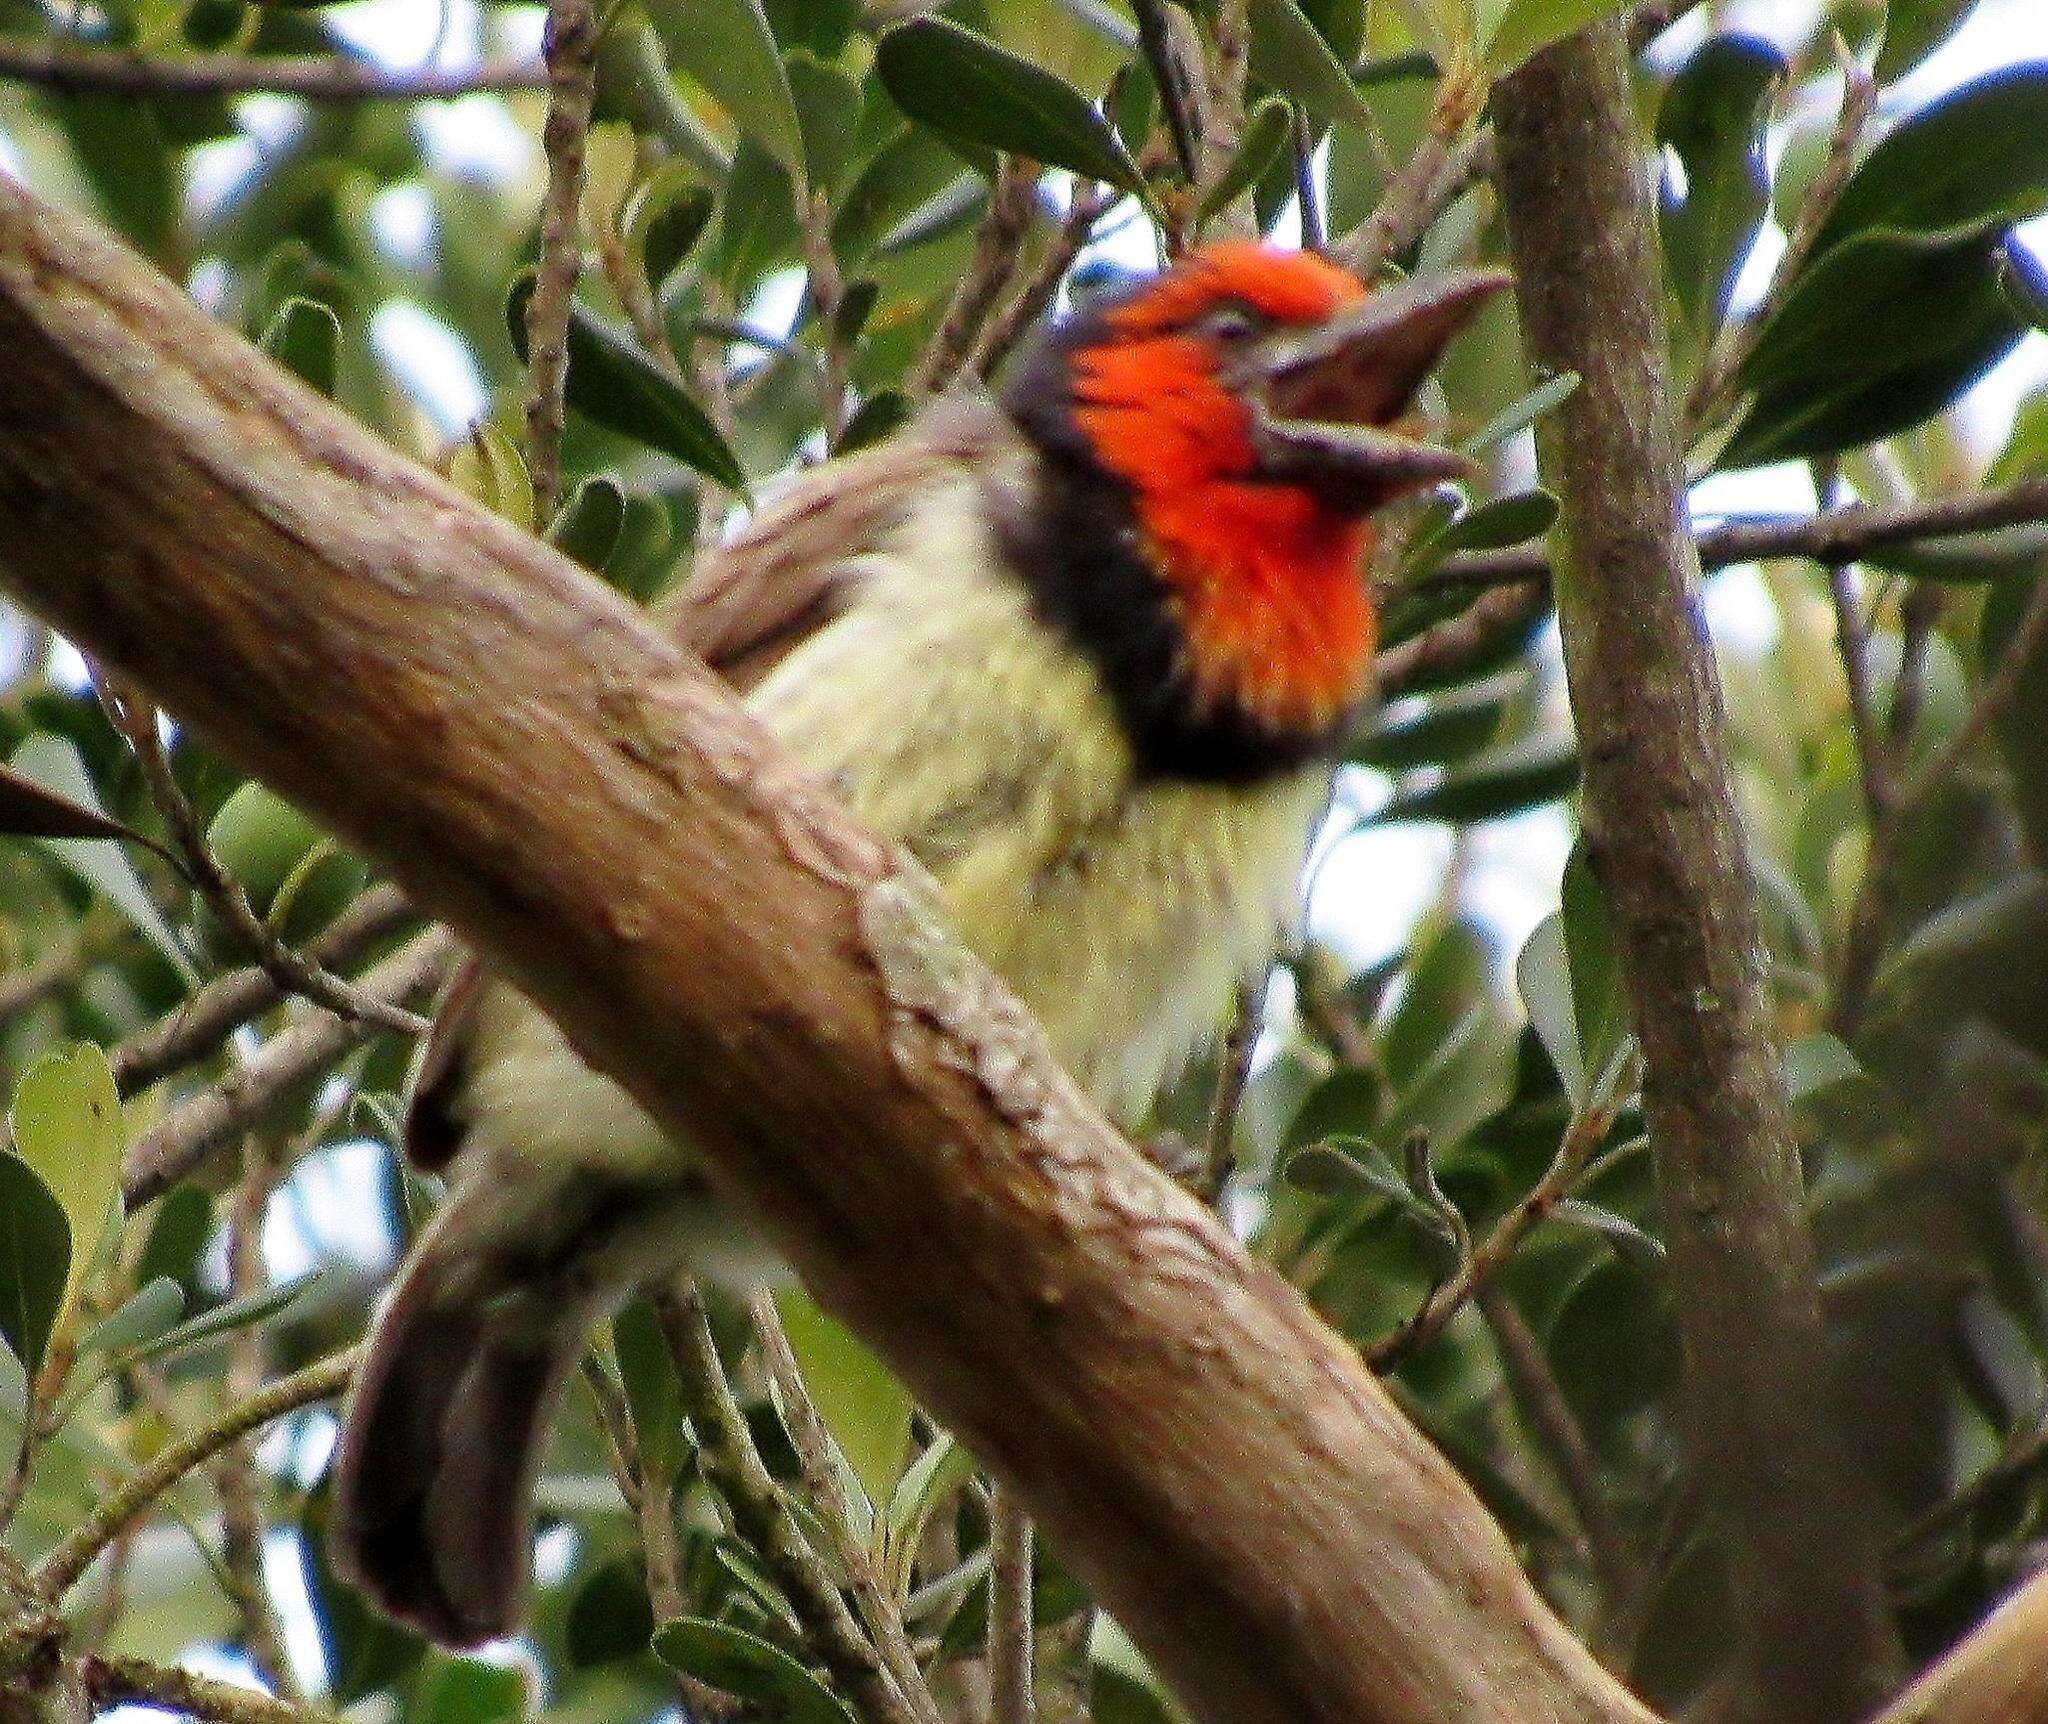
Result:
[1067, 247, 1382, 736]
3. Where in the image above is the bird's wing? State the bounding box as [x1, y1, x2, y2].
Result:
[401, 395, 1019, 1170]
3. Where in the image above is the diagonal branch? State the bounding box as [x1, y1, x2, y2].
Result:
[0, 172, 1653, 1724]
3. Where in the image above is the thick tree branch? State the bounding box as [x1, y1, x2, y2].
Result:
[0, 39, 545, 101]
[1866, 1567, 2048, 1724]
[1493, 24, 1901, 1724]
[0, 176, 1652, 1724]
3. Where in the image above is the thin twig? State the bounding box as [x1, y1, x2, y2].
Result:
[1814, 460, 1897, 838]
[34, 1352, 356, 1597]
[1194, 0, 1254, 238]
[746, 1293, 947, 1724]
[214, 1134, 302, 1701]
[1200, 977, 1264, 1203]
[0, 39, 545, 101]
[1685, 55, 1875, 435]
[98, 674, 427, 1039]
[1130, 0, 1201, 180]
[1406, 476, 2048, 594]
[1335, 101, 1492, 280]
[1292, 109, 1325, 254]
[121, 928, 455, 1207]
[1478, 1284, 1638, 1612]
[1367, 1090, 1622, 1371]
[110, 882, 416, 1098]
[910, 160, 1042, 399]
[1835, 575, 2048, 1037]
[989, 1489, 1036, 1724]
[0, 913, 128, 1025]
[80, 1653, 344, 1724]
[650, 1284, 926, 1724]
[966, 185, 1116, 383]
[523, 0, 601, 523]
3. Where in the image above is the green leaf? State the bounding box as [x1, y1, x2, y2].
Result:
[1458, 371, 1579, 454]
[629, 172, 715, 292]
[1483, 0, 1628, 74]
[413, 1657, 528, 1724]
[1246, 0, 1377, 135]
[0, 759, 143, 844]
[652, 1619, 855, 1724]
[654, 0, 806, 187]
[1374, 736, 1579, 825]
[784, 51, 864, 194]
[880, 1431, 977, 1596]
[129, 1268, 323, 1366]
[1783, 1032, 1864, 1104]
[835, 389, 911, 454]
[258, 296, 341, 399]
[1657, 35, 1784, 340]
[506, 273, 747, 494]
[545, 476, 628, 577]
[1198, 97, 1293, 221]
[1408, 489, 1559, 578]
[447, 422, 535, 531]
[1724, 225, 2024, 469]
[773, 1285, 913, 1509]
[1812, 64, 2048, 259]
[1985, 583, 2048, 858]
[875, 18, 1144, 193]
[1855, 520, 2048, 584]
[1876, 0, 1980, 82]
[1350, 670, 1521, 772]
[0, 1156, 69, 1378]
[1516, 912, 1584, 1103]
[1550, 1199, 1665, 1270]
[2001, 238, 2048, 334]
[612, 1299, 687, 1487]
[79, 1277, 184, 1357]
[10, 1044, 124, 1321]
[1561, 844, 1628, 1101]
[710, 136, 801, 288]
[9, 735, 193, 979]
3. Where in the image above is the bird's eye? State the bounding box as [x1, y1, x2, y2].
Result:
[1201, 304, 1262, 342]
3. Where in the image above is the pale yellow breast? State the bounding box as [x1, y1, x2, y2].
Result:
[746, 477, 1331, 1122]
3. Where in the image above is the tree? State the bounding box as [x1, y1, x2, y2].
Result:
[0, 3, 2046, 1724]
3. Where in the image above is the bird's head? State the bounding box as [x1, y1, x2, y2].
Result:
[1002, 244, 1507, 762]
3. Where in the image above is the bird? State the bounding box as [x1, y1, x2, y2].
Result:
[329, 241, 1506, 1645]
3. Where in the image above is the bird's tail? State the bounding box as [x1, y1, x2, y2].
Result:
[328, 1189, 601, 1647]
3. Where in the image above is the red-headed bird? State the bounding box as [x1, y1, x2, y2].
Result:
[330, 242, 1505, 1643]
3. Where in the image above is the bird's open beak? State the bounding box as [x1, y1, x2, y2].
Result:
[1238, 267, 1512, 510]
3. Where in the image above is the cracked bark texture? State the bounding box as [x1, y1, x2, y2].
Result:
[1492, 23, 1901, 1724]
[0, 176, 1659, 1724]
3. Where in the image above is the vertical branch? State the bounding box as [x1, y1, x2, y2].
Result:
[522, 0, 600, 523]
[216, 1134, 301, 1702]
[1492, 22, 1901, 1724]
[1476, 1285, 1636, 1616]
[988, 1490, 1036, 1724]
[1194, 0, 1254, 236]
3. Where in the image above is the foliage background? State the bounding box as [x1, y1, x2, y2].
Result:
[2, 0, 2048, 1720]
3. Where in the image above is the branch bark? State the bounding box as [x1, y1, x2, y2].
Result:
[0, 40, 545, 101]
[0, 174, 1654, 1724]
[1492, 24, 1901, 1724]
